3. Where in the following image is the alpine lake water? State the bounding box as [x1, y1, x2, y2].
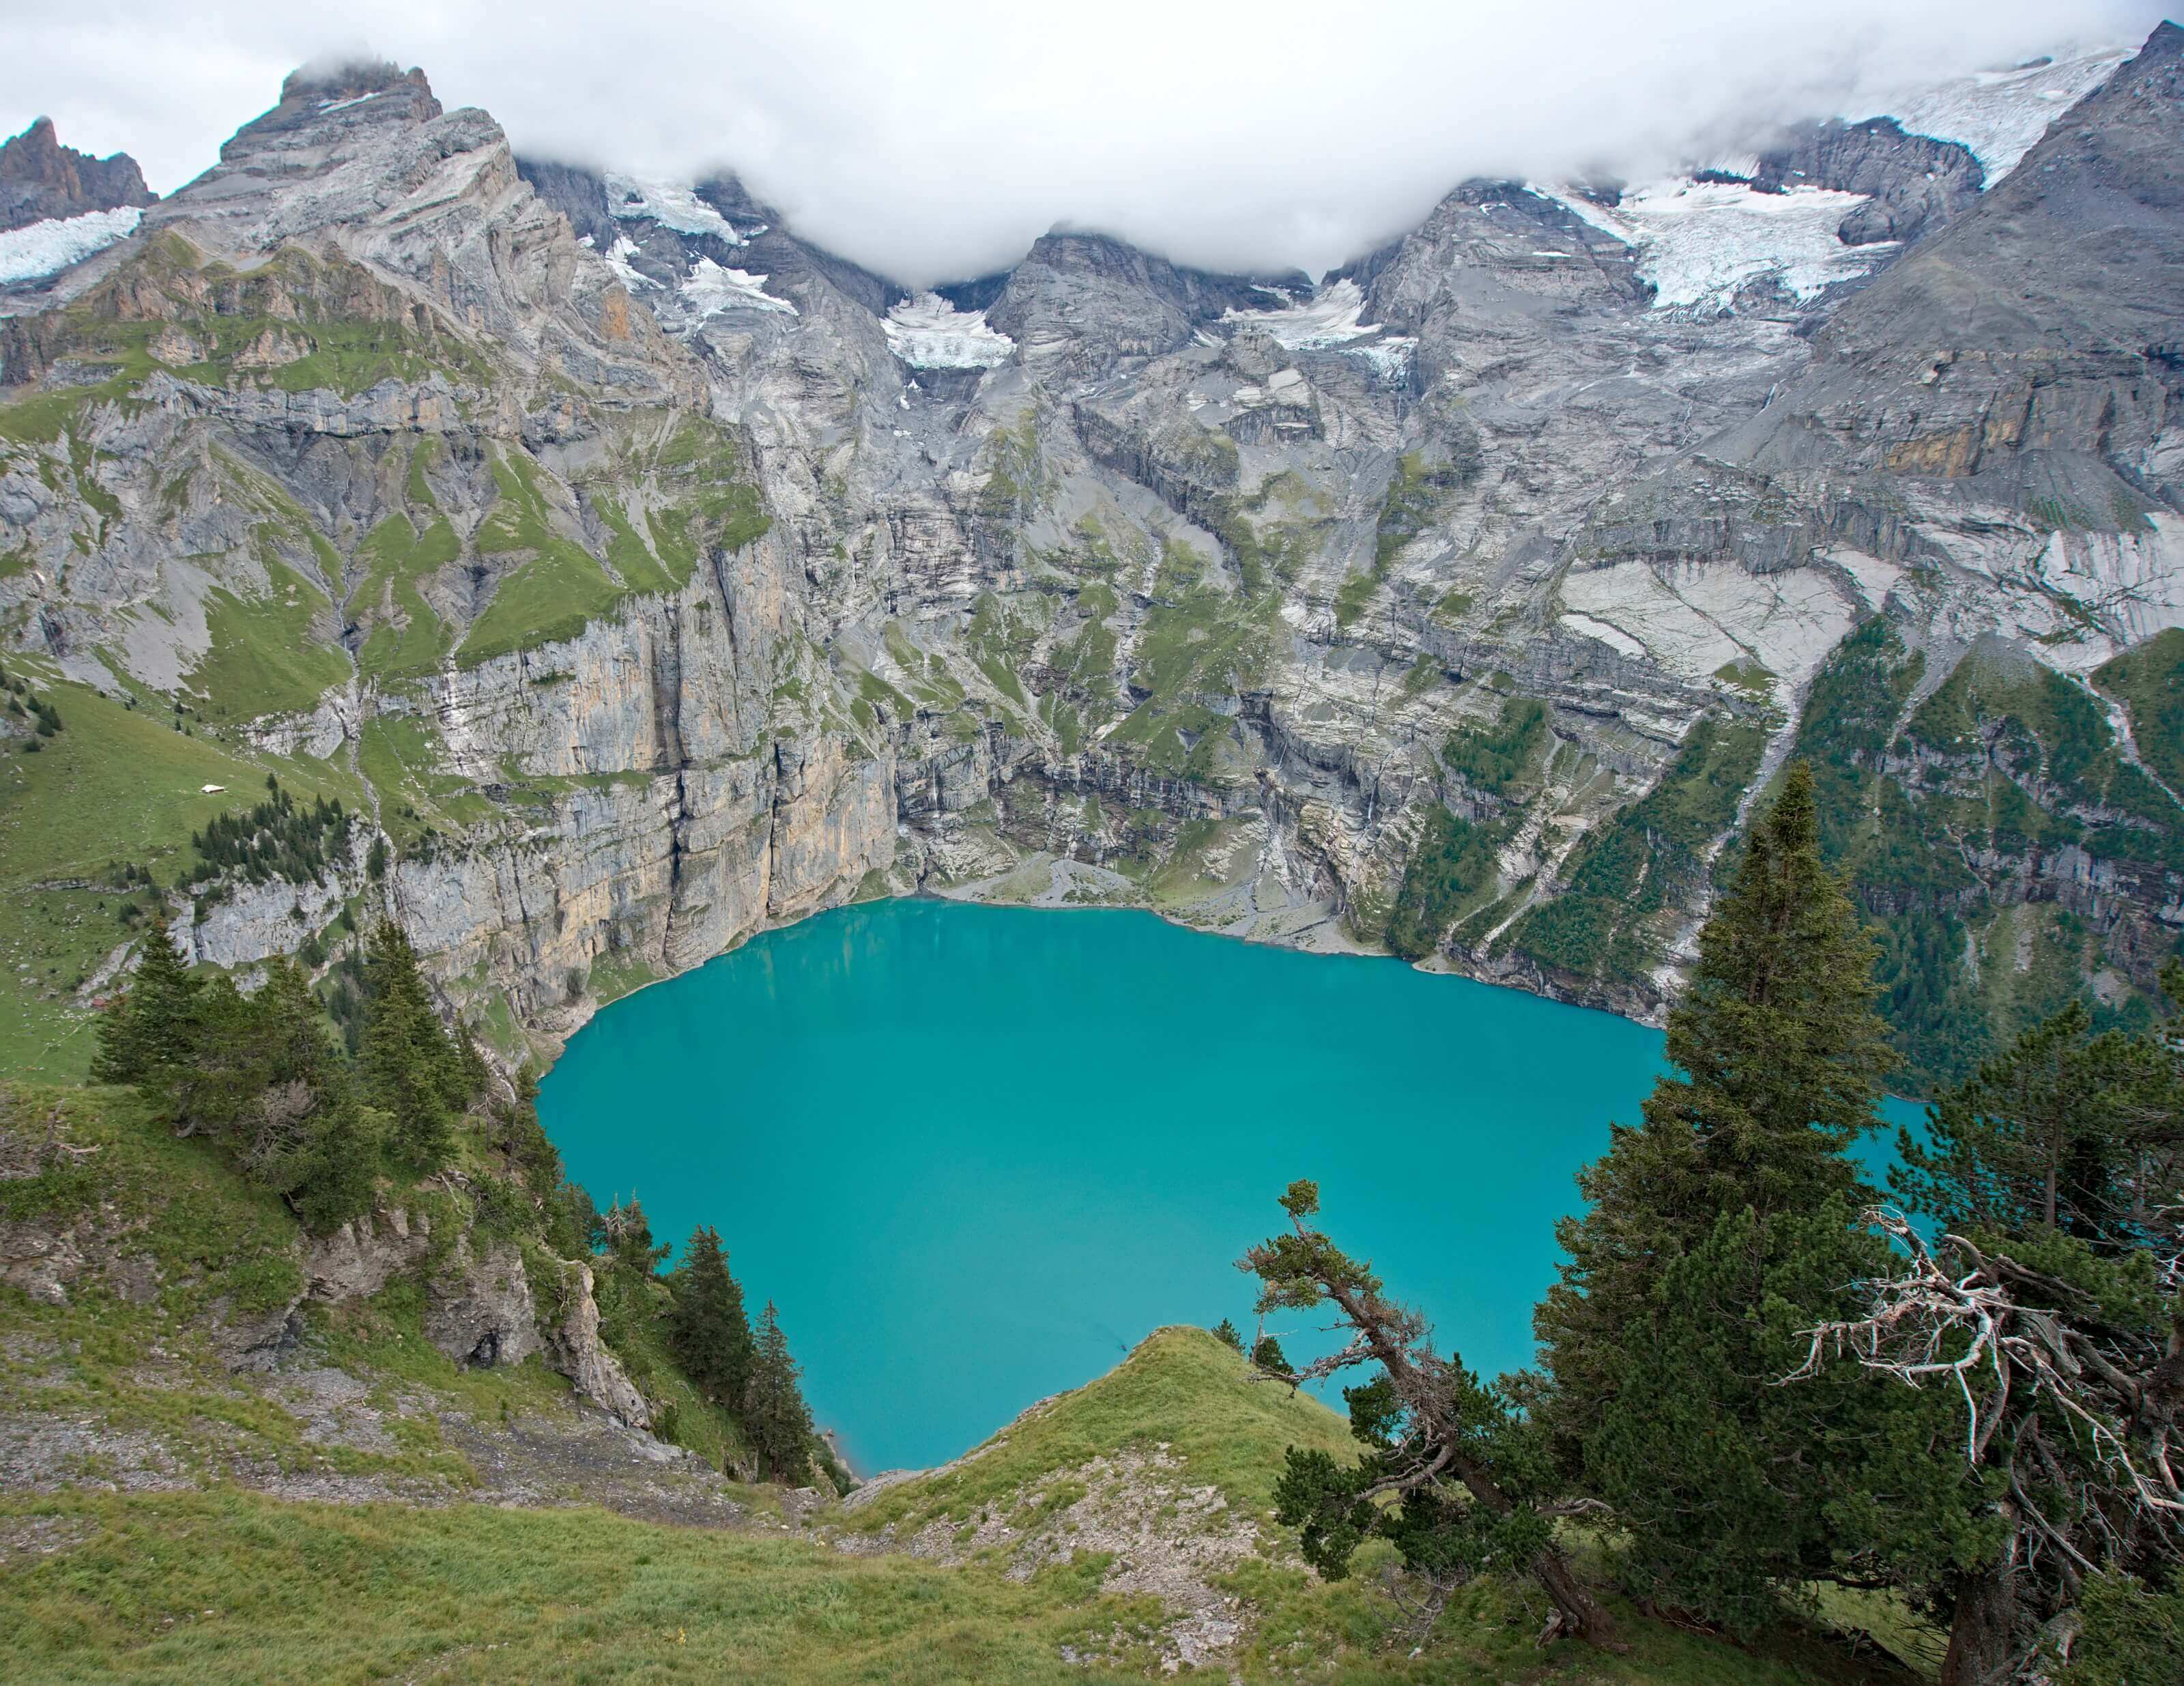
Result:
[539, 898, 1920, 1474]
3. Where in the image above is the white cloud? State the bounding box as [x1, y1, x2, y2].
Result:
[0, 1, 2164, 287]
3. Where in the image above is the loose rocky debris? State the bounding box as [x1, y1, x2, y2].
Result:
[833, 1444, 1266, 1675]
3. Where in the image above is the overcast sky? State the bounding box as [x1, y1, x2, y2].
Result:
[0, 1, 2163, 285]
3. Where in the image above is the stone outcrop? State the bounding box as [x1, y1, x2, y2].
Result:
[299, 1205, 439, 1302]
[543, 1261, 652, 1429]
[1752, 117, 1984, 246]
[423, 1234, 541, 1370]
[0, 117, 155, 232]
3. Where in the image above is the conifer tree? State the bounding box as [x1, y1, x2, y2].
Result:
[488, 1063, 564, 1197]
[1536, 762, 1893, 1448]
[1211, 1317, 1244, 1353]
[743, 1300, 816, 1481]
[279, 1092, 382, 1235]
[1244, 1180, 1620, 1648]
[1532, 762, 1945, 1628]
[1250, 1333, 1289, 1373]
[227, 962, 379, 1232]
[96, 937, 382, 1231]
[152, 974, 256, 1139]
[667, 1225, 756, 1405]
[1893, 996, 2171, 1240]
[358, 921, 469, 1171]
[1816, 975, 2184, 1683]
[91, 911, 201, 1088]
[602, 1196, 668, 1275]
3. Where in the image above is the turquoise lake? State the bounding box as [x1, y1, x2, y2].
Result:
[538, 898, 1915, 1474]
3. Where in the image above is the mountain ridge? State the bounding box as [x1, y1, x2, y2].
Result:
[0, 31, 2176, 1100]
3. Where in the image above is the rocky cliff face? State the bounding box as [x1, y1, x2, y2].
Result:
[1, 33, 2179, 1091]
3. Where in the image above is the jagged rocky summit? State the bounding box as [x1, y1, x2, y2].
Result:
[0, 115, 156, 232]
[1, 33, 2180, 1092]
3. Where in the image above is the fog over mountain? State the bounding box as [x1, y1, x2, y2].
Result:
[0, 0, 2163, 284]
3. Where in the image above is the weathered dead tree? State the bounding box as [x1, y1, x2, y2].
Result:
[1241, 1179, 1623, 1652]
[1790, 1210, 2184, 1683]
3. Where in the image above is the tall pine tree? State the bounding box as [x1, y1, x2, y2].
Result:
[743, 1300, 816, 1481]
[667, 1225, 755, 1405]
[1536, 762, 1893, 1448]
[1531, 762, 1957, 1629]
[91, 911, 201, 1089]
[358, 921, 471, 1171]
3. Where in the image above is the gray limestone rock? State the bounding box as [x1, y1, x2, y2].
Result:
[424, 1235, 541, 1369]
[1752, 117, 1985, 246]
[543, 1261, 652, 1428]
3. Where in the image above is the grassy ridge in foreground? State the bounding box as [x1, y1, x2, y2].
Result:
[0, 1313, 1934, 1683]
[843, 1325, 1359, 1535]
[0, 1491, 1148, 1685]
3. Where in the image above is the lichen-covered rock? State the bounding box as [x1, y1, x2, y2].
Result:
[0, 1217, 87, 1306]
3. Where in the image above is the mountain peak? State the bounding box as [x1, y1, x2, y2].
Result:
[0, 115, 155, 233]
[277, 58, 438, 115]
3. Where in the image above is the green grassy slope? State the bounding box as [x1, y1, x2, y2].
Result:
[0, 680, 362, 1076]
[845, 1325, 1359, 1535]
[0, 1491, 1147, 1685]
[0, 1321, 1928, 1685]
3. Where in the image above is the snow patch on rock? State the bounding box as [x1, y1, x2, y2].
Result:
[679, 257, 796, 319]
[0, 206, 141, 287]
[600, 234, 653, 292]
[882, 293, 1015, 368]
[1222, 278, 1381, 347]
[603, 176, 747, 244]
[1859, 45, 2131, 183]
[1220, 278, 1416, 378]
[1550, 181, 1891, 315]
